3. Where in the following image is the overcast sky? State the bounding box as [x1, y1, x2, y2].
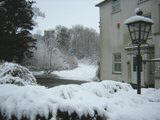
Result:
[33, 0, 99, 34]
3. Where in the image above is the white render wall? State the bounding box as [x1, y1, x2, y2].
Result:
[99, 0, 137, 83]
[149, 0, 160, 88]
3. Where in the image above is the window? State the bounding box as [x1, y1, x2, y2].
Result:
[138, 0, 149, 4]
[112, 0, 121, 14]
[113, 53, 121, 73]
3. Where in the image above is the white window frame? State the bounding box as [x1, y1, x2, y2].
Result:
[112, 53, 122, 73]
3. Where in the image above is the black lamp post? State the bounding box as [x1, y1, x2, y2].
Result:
[124, 9, 154, 94]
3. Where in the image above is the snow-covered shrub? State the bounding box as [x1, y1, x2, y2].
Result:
[0, 63, 37, 86]
[56, 110, 106, 120]
[0, 81, 160, 120]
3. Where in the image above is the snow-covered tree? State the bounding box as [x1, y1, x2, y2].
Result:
[33, 6, 45, 18]
[27, 29, 78, 71]
[70, 25, 100, 62]
[0, 0, 37, 63]
[27, 25, 99, 71]
[55, 25, 71, 51]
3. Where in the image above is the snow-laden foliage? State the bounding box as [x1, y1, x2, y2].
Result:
[0, 80, 131, 120]
[70, 25, 100, 60]
[28, 25, 99, 71]
[48, 48, 77, 70]
[33, 6, 45, 18]
[0, 80, 160, 120]
[0, 63, 37, 86]
[27, 28, 78, 71]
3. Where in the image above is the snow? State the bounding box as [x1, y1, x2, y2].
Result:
[0, 63, 37, 86]
[124, 15, 154, 25]
[135, 8, 142, 14]
[32, 71, 45, 76]
[0, 80, 160, 120]
[95, 0, 105, 5]
[52, 63, 98, 81]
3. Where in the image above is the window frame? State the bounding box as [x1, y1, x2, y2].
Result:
[111, 0, 121, 14]
[112, 53, 122, 74]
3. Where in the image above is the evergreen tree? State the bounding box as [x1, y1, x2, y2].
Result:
[0, 0, 36, 63]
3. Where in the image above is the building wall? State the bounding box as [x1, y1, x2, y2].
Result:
[99, 0, 160, 87]
[99, 0, 137, 82]
[153, 0, 160, 88]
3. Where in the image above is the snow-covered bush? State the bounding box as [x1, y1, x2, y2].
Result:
[0, 63, 37, 86]
[0, 80, 160, 120]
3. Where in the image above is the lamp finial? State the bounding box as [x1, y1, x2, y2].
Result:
[135, 8, 143, 16]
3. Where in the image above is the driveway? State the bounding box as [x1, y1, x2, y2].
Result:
[36, 76, 88, 88]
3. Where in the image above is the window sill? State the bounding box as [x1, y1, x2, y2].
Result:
[137, 0, 149, 5]
[112, 72, 122, 75]
[154, 31, 160, 36]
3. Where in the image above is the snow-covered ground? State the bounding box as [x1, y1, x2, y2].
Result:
[32, 71, 45, 76]
[0, 80, 160, 120]
[52, 63, 98, 81]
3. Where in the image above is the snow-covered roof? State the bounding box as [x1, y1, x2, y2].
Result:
[95, 0, 107, 7]
[124, 15, 154, 25]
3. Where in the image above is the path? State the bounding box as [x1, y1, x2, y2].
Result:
[36, 76, 88, 88]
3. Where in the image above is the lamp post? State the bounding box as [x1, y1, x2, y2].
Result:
[124, 9, 154, 94]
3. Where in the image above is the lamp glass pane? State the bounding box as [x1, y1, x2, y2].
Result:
[128, 23, 141, 44]
[140, 23, 146, 40]
[144, 24, 151, 41]
[131, 32, 135, 40]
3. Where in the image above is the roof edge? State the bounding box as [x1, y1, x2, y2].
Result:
[95, 0, 108, 7]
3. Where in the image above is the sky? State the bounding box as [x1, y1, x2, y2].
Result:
[33, 0, 100, 34]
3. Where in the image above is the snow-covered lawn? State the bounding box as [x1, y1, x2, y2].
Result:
[0, 80, 160, 120]
[52, 63, 98, 81]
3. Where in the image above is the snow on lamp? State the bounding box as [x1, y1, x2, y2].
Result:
[124, 8, 154, 45]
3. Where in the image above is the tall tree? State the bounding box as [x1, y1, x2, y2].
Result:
[70, 25, 99, 60]
[55, 25, 71, 51]
[0, 0, 36, 63]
